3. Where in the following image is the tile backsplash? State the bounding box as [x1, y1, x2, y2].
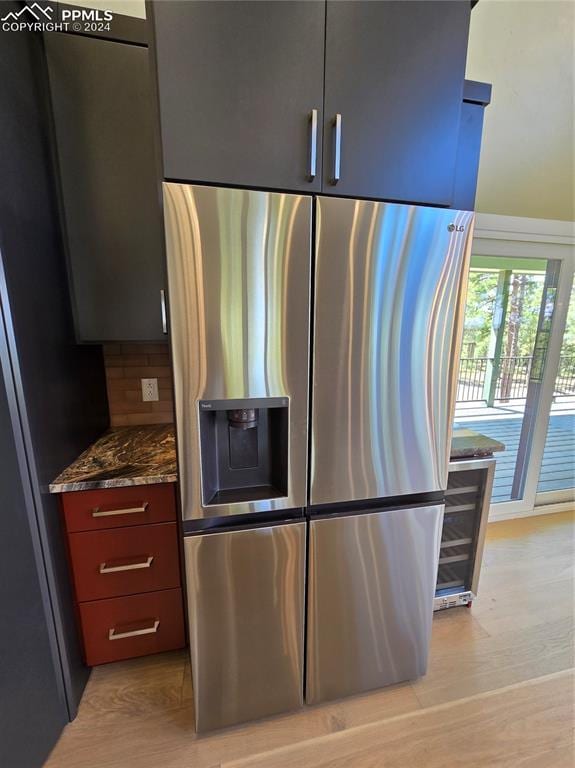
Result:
[104, 343, 174, 427]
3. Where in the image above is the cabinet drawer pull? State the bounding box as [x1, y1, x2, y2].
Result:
[108, 618, 160, 641]
[308, 108, 318, 180]
[99, 555, 154, 574]
[331, 113, 342, 184]
[91, 501, 149, 518]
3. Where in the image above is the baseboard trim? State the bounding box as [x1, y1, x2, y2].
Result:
[489, 501, 575, 522]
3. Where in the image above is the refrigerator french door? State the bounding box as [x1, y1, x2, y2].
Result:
[307, 197, 474, 703]
[163, 183, 311, 731]
[185, 522, 306, 732]
[307, 504, 443, 705]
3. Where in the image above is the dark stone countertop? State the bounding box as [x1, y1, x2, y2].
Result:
[49, 425, 177, 493]
[49, 423, 503, 494]
[450, 428, 505, 459]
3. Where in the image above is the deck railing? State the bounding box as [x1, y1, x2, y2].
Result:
[555, 354, 575, 397]
[496, 355, 533, 401]
[456, 354, 575, 403]
[457, 357, 490, 402]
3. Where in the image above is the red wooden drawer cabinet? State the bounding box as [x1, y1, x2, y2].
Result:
[68, 522, 181, 602]
[79, 589, 185, 666]
[62, 483, 177, 533]
[60, 483, 185, 666]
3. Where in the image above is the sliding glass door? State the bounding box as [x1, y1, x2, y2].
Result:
[536, 283, 575, 505]
[453, 216, 574, 518]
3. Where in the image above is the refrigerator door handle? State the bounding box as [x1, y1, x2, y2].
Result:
[160, 289, 168, 335]
[331, 113, 342, 184]
[308, 108, 318, 180]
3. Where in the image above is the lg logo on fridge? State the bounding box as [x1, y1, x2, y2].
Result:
[448, 223, 465, 232]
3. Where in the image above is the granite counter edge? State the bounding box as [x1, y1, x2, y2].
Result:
[49, 473, 178, 494]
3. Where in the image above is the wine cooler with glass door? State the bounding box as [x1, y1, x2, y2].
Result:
[435, 457, 495, 610]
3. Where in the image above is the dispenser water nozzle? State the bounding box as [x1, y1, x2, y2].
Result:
[227, 408, 258, 430]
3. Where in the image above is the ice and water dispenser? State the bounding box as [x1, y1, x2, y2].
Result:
[198, 397, 289, 506]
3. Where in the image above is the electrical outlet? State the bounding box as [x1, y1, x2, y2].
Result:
[141, 378, 159, 402]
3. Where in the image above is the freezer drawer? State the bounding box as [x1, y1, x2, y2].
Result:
[185, 522, 306, 732]
[306, 504, 443, 705]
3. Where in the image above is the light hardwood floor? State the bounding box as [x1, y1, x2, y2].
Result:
[45, 511, 575, 768]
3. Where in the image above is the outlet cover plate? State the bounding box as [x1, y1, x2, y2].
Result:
[141, 378, 159, 402]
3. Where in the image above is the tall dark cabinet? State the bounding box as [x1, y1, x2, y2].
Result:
[0, 328, 68, 768]
[45, 33, 166, 342]
[0, 16, 109, 766]
[151, 0, 326, 192]
[322, 0, 470, 204]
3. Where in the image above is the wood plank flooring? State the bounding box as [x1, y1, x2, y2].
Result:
[226, 672, 575, 768]
[45, 510, 575, 768]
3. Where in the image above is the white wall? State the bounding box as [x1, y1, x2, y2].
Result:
[466, 0, 574, 221]
[61, 0, 146, 19]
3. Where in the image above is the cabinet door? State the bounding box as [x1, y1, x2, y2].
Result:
[151, 0, 325, 192]
[0, 349, 68, 766]
[45, 34, 166, 342]
[323, 0, 470, 204]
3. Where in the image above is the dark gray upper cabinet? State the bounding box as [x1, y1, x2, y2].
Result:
[150, 0, 472, 205]
[151, 0, 326, 192]
[323, 0, 470, 204]
[45, 34, 166, 342]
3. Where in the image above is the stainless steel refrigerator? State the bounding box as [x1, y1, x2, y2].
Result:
[163, 183, 473, 730]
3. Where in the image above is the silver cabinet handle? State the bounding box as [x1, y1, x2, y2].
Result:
[160, 289, 168, 334]
[308, 108, 318, 180]
[332, 113, 342, 184]
[91, 501, 149, 518]
[99, 556, 154, 574]
[108, 619, 160, 641]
